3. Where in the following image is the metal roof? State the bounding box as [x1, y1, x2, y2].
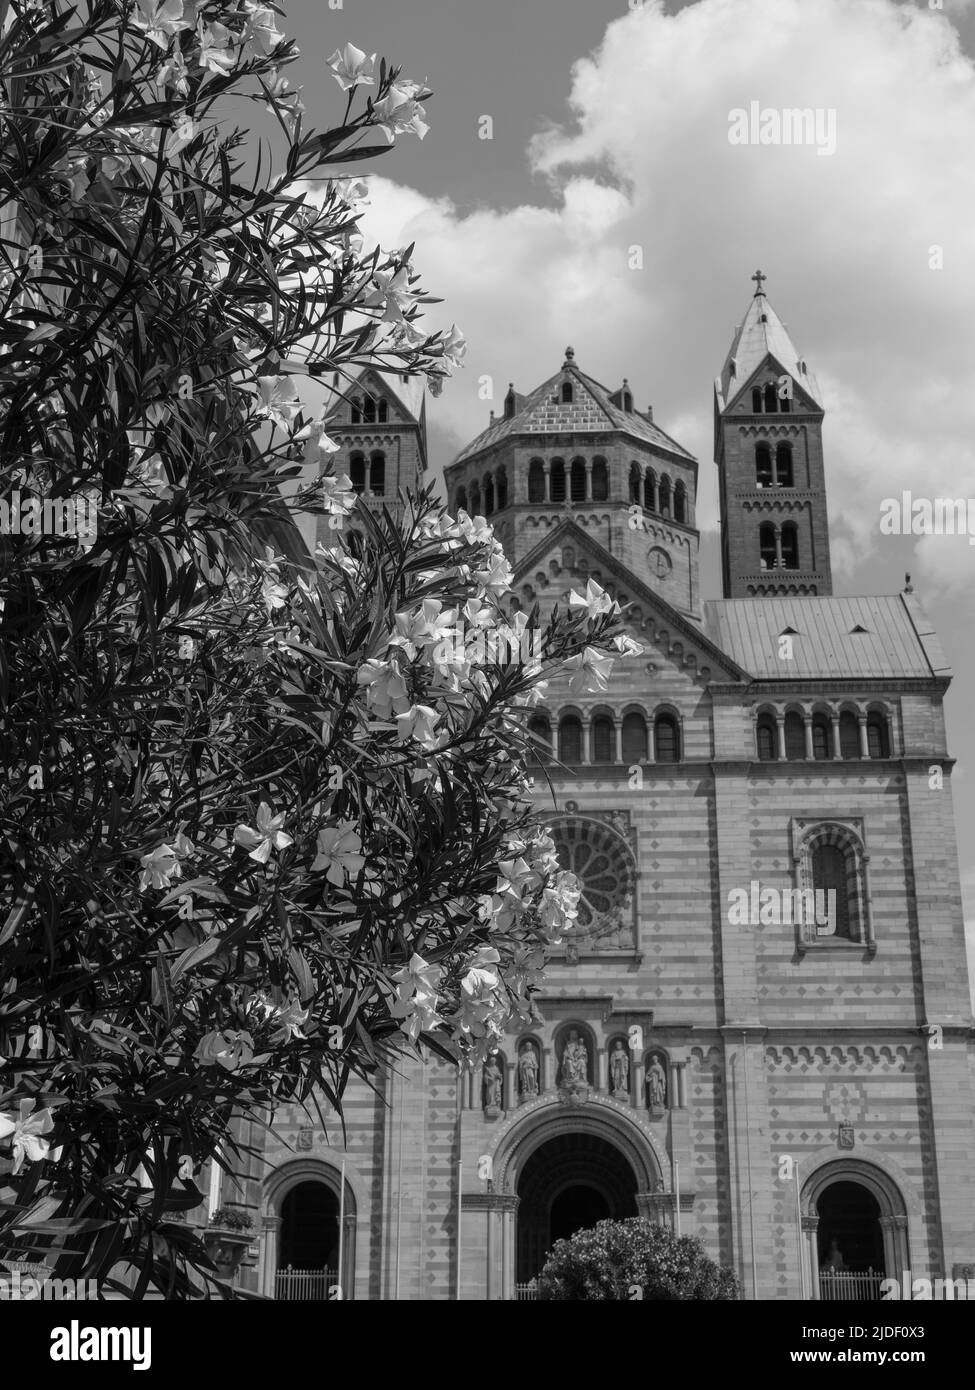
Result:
[449, 354, 696, 467]
[703, 593, 951, 680]
[717, 290, 823, 411]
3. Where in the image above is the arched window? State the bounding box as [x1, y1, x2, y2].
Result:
[775, 442, 793, 487]
[658, 476, 671, 517]
[839, 711, 860, 759]
[550, 459, 566, 503]
[812, 843, 853, 939]
[591, 458, 608, 502]
[756, 442, 773, 487]
[349, 453, 366, 493]
[622, 390, 633, 413]
[812, 714, 832, 760]
[759, 522, 777, 569]
[591, 714, 614, 763]
[362, 397, 377, 424]
[621, 711, 647, 764]
[561, 381, 573, 404]
[866, 713, 889, 759]
[674, 481, 686, 524]
[528, 715, 552, 764]
[559, 714, 582, 764]
[570, 458, 586, 503]
[528, 459, 545, 504]
[377, 399, 388, 423]
[779, 390, 791, 414]
[504, 389, 515, 419]
[643, 471, 656, 512]
[351, 399, 362, 425]
[496, 468, 508, 510]
[484, 474, 495, 515]
[752, 386, 763, 413]
[756, 714, 777, 761]
[369, 453, 385, 496]
[629, 463, 641, 504]
[785, 711, 805, 759]
[781, 523, 799, 569]
[469, 481, 481, 514]
[654, 713, 679, 763]
[455, 486, 468, 513]
[763, 382, 778, 413]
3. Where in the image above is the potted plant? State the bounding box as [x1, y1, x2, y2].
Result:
[203, 1209, 255, 1280]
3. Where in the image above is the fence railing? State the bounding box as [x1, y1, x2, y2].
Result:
[819, 1269, 883, 1301]
[514, 1281, 539, 1301]
[274, 1266, 338, 1301]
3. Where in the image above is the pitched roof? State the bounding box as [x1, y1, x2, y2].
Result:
[515, 519, 750, 682]
[703, 594, 951, 680]
[450, 353, 695, 467]
[717, 289, 823, 411]
[321, 365, 425, 424]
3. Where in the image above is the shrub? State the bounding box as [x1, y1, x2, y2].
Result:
[535, 1218, 740, 1301]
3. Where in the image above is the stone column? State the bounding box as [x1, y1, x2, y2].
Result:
[803, 1216, 820, 1300]
[581, 721, 590, 765]
[260, 1214, 281, 1298]
[646, 720, 656, 764]
[775, 713, 787, 761]
[652, 478, 660, 512]
[597, 1047, 608, 1092]
[803, 713, 814, 760]
[830, 713, 842, 760]
[858, 712, 870, 758]
[613, 717, 622, 763]
[543, 461, 551, 501]
[773, 524, 783, 569]
[633, 1055, 645, 1109]
[585, 459, 593, 500]
[673, 1060, 688, 1109]
[542, 1047, 553, 1094]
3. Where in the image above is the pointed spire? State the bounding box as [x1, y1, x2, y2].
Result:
[717, 277, 823, 410]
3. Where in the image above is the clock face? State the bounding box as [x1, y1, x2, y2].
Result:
[648, 546, 672, 579]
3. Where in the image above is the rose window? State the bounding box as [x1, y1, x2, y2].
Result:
[551, 817, 636, 944]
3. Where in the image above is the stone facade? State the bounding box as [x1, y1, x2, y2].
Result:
[226, 289, 975, 1301]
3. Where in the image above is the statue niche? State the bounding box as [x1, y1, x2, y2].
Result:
[556, 1025, 593, 1105]
[517, 1040, 540, 1101]
[644, 1051, 669, 1115]
[482, 1051, 506, 1116]
[608, 1038, 631, 1100]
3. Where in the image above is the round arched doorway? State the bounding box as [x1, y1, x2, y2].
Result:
[517, 1131, 638, 1282]
[280, 1181, 339, 1278]
[802, 1160, 910, 1301]
[262, 1161, 357, 1300]
[817, 1181, 884, 1276]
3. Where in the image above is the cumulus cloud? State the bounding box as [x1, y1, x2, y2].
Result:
[354, 0, 975, 601]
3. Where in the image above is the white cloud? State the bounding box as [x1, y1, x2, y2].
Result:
[355, 0, 975, 602]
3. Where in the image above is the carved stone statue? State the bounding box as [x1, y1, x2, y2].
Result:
[561, 1030, 588, 1086]
[610, 1041, 630, 1097]
[483, 1055, 504, 1110]
[645, 1055, 668, 1111]
[518, 1043, 539, 1098]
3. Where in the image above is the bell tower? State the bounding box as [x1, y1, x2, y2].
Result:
[714, 272, 832, 597]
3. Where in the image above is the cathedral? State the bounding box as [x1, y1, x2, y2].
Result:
[228, 277, 975, 1300]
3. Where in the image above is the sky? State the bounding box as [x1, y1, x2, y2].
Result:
[277, 0, 975, 994]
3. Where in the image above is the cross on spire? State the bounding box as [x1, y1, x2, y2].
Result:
[751, 269, 767, 296]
